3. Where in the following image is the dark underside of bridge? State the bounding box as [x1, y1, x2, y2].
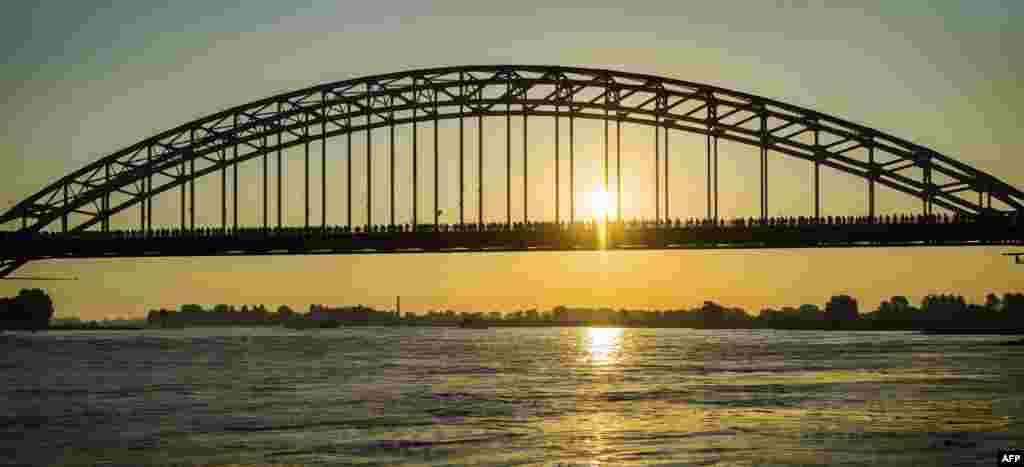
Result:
[2, 223, 1021, 261]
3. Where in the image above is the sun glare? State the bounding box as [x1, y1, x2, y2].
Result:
[589, 189, 611, 222]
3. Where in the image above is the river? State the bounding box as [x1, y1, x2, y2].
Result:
[1, 326, 1022, 466]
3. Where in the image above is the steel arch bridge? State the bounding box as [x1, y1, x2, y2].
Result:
[1, 65, 1022, 278]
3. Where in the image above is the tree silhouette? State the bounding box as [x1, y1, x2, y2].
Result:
[0, 289, 55, 331]
[825, 295, 859, 323]
[985, 293, 1001, 312]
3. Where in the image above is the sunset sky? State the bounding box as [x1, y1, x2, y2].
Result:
[1, 1, 1021, 319]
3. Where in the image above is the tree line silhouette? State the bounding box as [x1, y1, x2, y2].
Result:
[142, 292, 1024, 330]
[7, 288, 1018, 332]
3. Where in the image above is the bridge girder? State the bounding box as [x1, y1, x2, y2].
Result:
[2, 65, 1021, 234]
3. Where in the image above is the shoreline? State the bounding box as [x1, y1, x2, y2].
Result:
[29, 322, 1024, 334]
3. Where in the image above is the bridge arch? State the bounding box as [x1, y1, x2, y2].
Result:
[2, 64, 1021, 238]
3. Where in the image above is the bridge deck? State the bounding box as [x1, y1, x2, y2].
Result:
[2, 221, 1021, 260]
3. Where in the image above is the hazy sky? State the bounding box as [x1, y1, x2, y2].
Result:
[1, 0, 1021, 318]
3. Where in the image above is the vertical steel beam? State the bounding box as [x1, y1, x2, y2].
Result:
[617, 119, 622, 223]
[664, 119, 669, 222]
[321, 93, 327, 229]
[221, 147, 227, 229]
[347, 105, 352, 229]
[180, 159, 186, 230]
[868, 142, 875, 220]
[413, 88, 418, 229]
[141, 177, 146, 231]
[478, 113, 483, 226]
[707, 99, 718, 221]
[713, 135, 719, 221]
[189, 129, 195, 231]
[366, 96, 372, 230]
[190, 157, 195, 230]
[814, 125, 820, 220]
[277, 102, 282, 229]
[760, 113, 767, 221]
[304, 115, 310, 229]
[706, 133, 711, 220]
[459, 88, 465, 225]
[232, 114, 238, 231]
[62, 183, 68, 234]
[923, 155, 931, 216]
[603, 94, 609, 223]
[390, 109, 395, 227]
[146, 145, 152, 234]
[506, 81, 511, 227]
[555, 106, 560, 225]
[434, 91, 439, 228]
[523, 113, 528, 224]
[263, 134, 268, 230]
[655, 117, 660, 224]
[570, 112, 575, 224]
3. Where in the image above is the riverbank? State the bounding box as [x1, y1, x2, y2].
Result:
[47, 325, 146, 331]
[59, 320, 1024, 334]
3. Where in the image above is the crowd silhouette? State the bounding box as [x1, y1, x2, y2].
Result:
[3, 210, 1018, 241]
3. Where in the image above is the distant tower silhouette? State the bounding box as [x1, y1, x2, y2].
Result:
[396, 296, 401, 317]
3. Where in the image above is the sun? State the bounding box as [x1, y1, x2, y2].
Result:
[588, 189, 611, 222]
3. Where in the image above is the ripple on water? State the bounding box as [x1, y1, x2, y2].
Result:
[2, 327, 1023, 467]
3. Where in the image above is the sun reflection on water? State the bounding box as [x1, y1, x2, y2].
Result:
[585, 327, 623, 365]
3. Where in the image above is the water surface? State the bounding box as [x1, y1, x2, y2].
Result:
[2, 327, 1022, 466]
